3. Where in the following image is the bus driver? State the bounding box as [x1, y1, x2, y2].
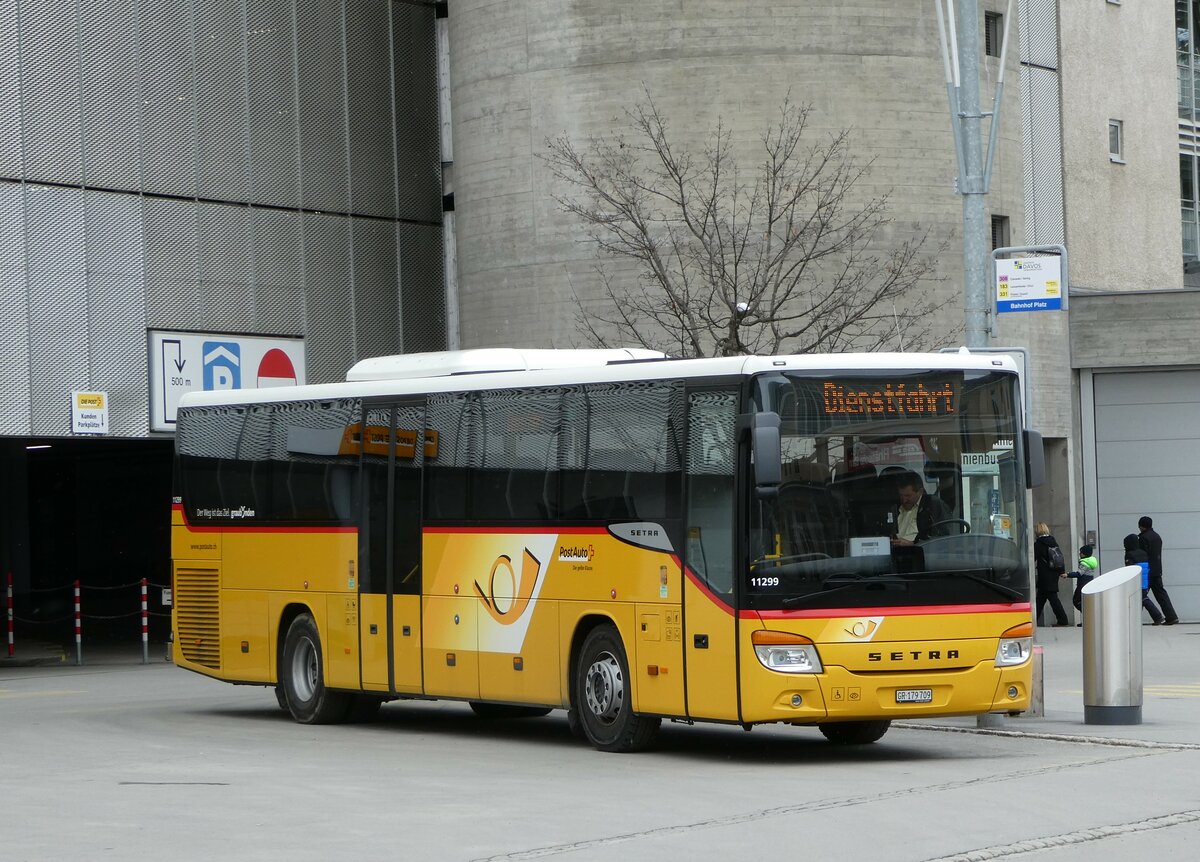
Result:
[890, 470, 950, 546]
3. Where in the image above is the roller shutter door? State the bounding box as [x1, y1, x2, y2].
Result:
[1093, 370, 1200, 621]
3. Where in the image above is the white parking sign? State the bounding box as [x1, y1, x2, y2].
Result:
[148, 330, 305, 432]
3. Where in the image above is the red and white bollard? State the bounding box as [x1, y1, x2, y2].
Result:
[74, 579, 82, 666]
[140, 578, 148, 664]
[6, 572, 13, 658]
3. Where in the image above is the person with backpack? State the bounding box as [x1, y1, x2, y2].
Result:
[1137, 516, 1179, 625]
[1033, 522, 1070, 627]
[1124, 532, 1164, 625]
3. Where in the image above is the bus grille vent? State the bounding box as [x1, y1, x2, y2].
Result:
[175, 567, 220, 670]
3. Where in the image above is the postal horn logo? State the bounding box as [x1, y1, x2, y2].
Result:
[845, 617, 883, 640]
[474, 548, 541, 625]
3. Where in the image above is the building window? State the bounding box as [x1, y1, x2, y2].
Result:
[990, 215, 1010, 251]
[1109, 120, 1124, 162]
[1179, 1, 1199, 121]
[984, 13, 1003, 58]
[1182, 155, 1198, 261]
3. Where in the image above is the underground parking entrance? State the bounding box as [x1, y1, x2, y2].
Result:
[1, 436, 174, 654]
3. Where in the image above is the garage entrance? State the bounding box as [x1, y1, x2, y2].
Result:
[1087, 369, 1199, 621]
[1, 437, 174, 652]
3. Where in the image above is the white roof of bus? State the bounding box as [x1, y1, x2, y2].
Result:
[345, 347, 668, 381]
[177, 347, 1018, 410]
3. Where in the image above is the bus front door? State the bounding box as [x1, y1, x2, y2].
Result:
[358, 401, 424, 695]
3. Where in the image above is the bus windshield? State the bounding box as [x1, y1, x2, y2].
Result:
[747, 369, 1029, 611]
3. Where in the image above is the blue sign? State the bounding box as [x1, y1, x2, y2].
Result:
[996, 297, 1063, 313]
[202, 341, 242, 390]
[988, 489, 1001, 516]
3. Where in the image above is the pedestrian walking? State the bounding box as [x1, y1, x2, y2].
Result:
[1033, 522, 1069, 627]
[1124, 533, 1164, 625]
[1138, 516, 1179, 625]
[1068, 544, 1099, 617]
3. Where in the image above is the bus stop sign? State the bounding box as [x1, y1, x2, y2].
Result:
[995, 255, 1063, 313]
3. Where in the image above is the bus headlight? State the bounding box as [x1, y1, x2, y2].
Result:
[995, 621, 1034, 667]
[752, 630, 823, 673]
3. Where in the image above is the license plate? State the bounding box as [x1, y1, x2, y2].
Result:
[896, 688, 933, 704]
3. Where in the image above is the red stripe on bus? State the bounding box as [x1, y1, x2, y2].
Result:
[422, 526, 609, 535]
[747, 602, 1031, 620]
[680, 562, 736, 617]
[183, 524, 357, 534]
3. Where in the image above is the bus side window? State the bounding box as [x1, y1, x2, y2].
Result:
[424, 392, 474, 521]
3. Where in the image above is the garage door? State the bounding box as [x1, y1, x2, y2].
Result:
[1093, 370, 1200, 622]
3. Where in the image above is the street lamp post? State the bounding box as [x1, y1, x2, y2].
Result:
[936, 0, 1012, 348]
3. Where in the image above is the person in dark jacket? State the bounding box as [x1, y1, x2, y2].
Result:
[1138, 516, 1179, 625]
[1124, 532, 1164, 625]
[1033, 522, 1069, 627]
[890, 471, 951, 546]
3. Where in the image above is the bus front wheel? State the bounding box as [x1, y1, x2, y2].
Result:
[574, 625, 660, 752]
[280, 614, 350, 724]
[818, 720, 891, 745]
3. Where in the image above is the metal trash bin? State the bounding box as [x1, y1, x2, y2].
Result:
[1081, 564, 1143, 725]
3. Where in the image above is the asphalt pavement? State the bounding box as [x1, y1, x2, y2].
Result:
[5, 623, 1196, 748]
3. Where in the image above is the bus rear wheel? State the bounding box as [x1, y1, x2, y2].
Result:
[280, 614, 350, 724]
[818, 720, 891, 745]
[574, 625, 660, 752]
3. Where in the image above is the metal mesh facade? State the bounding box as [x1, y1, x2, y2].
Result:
[1019, 0, 1065, 247]
[0, 0, 445, 437]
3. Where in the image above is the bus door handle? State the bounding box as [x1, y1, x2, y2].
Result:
[694, 634, 709, 649]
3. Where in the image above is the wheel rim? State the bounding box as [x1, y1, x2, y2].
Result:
[584, 650, 624, 725]
[291, 635, 317, 702]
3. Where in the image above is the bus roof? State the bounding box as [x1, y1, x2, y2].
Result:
[177, 348, 1019, 411]
[345, 347, 669, 381]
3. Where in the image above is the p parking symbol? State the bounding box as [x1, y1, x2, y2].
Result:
[203, 342, 242, 390]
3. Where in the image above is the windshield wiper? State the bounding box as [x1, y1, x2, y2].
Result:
[781, 576, 907, 608]
[890, 570, 1026, 601]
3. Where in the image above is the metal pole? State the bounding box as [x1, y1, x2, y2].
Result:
[141, 578, 149, 665]
[6, 572, 13, 657]
[957, 0, 988, 348]
[74, 579, 82, 666]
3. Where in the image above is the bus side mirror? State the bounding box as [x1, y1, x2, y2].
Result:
[1024, 429, 1045, 488]
[752, 412, 782, 494]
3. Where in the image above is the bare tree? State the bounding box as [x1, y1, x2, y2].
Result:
[545, 90, 951, 358]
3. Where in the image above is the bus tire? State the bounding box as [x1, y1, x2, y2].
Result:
[468, 702, 552, 719]
[280, 614, 350, 724]
[574, 625, 660, 752]
[274, 686, 288, 711]
[818, 720, 891, 745]
[566, 708, 585, 739]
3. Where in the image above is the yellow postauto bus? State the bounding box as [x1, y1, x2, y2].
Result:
[171, 348, 1041, 751]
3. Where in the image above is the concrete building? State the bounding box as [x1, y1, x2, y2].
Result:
[0, 1, 1196, 635]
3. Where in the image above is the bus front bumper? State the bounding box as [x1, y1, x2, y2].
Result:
[741, 662, 1031, 725]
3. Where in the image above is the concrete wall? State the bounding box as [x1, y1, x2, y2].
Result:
[1069, 290, 1200, 369]
[447, 0, 1026, 353]
[1059, 2, 1180, 294]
